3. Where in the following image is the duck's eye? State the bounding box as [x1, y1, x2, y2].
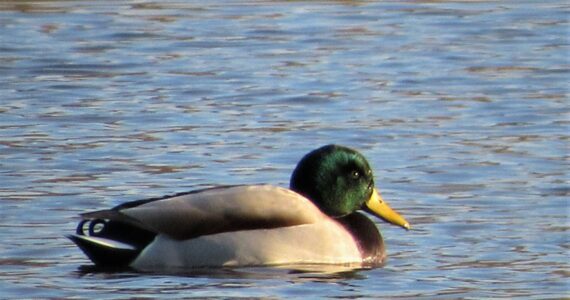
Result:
[351, 170, 360, 179]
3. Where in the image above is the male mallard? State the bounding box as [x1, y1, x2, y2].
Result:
[68, 144, 410, 269]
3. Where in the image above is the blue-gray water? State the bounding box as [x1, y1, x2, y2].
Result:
[0, 1, 568, 298]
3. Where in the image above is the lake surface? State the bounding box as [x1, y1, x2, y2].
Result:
[0, 0, 568, 298]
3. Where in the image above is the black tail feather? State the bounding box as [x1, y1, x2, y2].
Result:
[69, 218, 156, 267]
[67, 234, 139, 267]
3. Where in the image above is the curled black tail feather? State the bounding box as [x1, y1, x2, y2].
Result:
[69, 218, 156, 267]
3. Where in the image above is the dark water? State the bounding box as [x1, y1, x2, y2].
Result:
[0, 0, 568, 298]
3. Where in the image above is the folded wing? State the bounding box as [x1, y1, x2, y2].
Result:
[80, 185, 324, 240]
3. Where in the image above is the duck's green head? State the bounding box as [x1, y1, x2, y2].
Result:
[290, 144, 410, 230]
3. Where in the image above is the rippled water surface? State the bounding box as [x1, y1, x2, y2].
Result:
[1, 0, 568, 298]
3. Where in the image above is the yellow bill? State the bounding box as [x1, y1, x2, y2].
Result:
[365, 188, 410, 230]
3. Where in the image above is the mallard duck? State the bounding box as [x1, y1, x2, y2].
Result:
[68, 144, 409, 269]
